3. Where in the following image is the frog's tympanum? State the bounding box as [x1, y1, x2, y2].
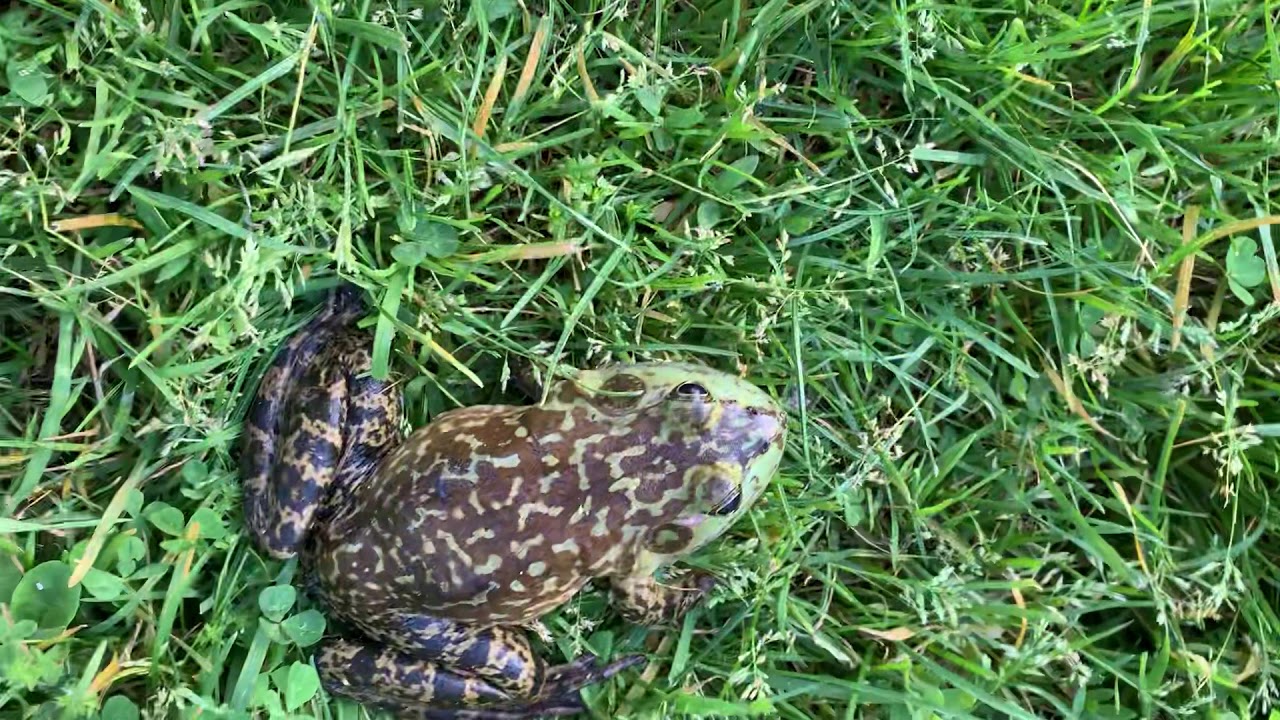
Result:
[240, 286, 787, 719]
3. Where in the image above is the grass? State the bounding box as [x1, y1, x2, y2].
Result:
[2, 0, 1280, 718]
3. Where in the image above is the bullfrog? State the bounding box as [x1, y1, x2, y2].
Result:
[239, 285, 787, 719]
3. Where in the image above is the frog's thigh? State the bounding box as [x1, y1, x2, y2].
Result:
[243, 302, 363, 557]
[246, 332, 404, 556]
[319, 628, 641, 719]
[247, 356, 348, 556]
[609, 572, 716, 626]
[388, 614, 545, 697]
[317, 634, 511, 710]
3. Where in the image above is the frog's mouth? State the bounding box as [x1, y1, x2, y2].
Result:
[710, 489, 742, 516]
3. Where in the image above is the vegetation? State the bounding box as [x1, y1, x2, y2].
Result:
[2, 0, 1279, 718]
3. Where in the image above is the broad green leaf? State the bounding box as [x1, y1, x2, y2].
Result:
[1227, 236, 1266, 287]
[110, 535, 146, 576]
[1228, 278, 1256, 306]
[284, 661, 321, 710]
[0, 618, 38, 641]
[79, 568, 125, 601]
[636, 85, 665, 117]
[188, 508, 226, 540]
[696, 201, 723, 229]
[397, 204, 460, 260]
[181, 460, 210, 485]
[664, 106, 704, 130]
[282, 609, 326, 647]
[0, 554, 21, 604]
[392, 241, 430, 267]
[100, 696, 140, 720]
[258, 585, 297, 622]
[143, 502, 185, 536]
[711, 154, 760, 194]
[10, 561, 82, 630]
[7, 60, 49, 105]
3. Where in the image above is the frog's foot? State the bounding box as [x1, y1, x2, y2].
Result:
[374, 611, 642, 702]
[505, 354, 544, 402]
[541, 653, 645, 698]
[406, 656, 643, 720]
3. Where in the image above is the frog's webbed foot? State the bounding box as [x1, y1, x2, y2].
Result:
[541, 653, 645, 698]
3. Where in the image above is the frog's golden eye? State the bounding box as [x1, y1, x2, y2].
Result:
[674, 382, 710, 399]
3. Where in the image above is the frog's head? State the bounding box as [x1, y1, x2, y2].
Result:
[551, 361, 787, 565]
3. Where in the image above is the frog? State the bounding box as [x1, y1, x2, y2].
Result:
[239, 284, 787, 719]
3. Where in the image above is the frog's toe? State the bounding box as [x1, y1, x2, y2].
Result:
[542, 653, 645, 698]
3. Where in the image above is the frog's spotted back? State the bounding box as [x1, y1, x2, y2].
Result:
[308, 359, 785, 628]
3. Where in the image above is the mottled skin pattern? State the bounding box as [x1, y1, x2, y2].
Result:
[240, 286, 787, 719]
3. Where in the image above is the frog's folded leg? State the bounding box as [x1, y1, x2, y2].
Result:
[240, 284, 403, 560]
[316, 632, 643, 719]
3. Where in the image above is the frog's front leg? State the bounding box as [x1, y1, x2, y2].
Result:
[315, 616, 642, 719]
[608, 572, 719, 626]
[241, 286, 403, 558]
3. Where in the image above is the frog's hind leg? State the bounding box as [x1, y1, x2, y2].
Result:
[316, 636, 512, 710]
[240, 284, 403, 559]
[316, 636, 619, 719]
[317, 613, 643, 717]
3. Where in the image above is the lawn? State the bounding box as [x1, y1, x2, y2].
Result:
[2, 0, 1279, 718]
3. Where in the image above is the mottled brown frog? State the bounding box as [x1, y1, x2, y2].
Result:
[240, 285, 787, 719]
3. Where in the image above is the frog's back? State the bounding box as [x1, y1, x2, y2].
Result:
[311, 402, 668, 625]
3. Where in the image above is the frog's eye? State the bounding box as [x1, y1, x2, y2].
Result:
[674, 382, 710, 399]
[709, 489, 741, 516]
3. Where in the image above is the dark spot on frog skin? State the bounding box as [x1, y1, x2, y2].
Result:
[648, 524, 695, 554]
[596, 373, 647, 412]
